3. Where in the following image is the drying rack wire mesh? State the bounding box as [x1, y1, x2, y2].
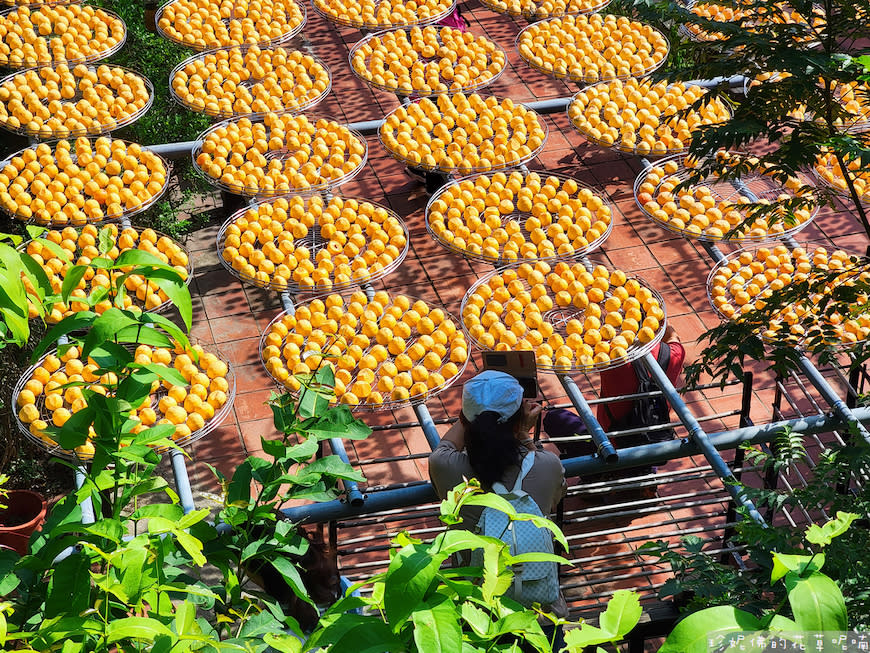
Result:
[0, 62, 154, 139]
[11, 342, 237, 461]
[215, 195, 409, 293]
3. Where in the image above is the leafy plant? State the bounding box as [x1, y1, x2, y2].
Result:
[655, 512, 857, 653]
[563, 590, 643, 652]
[627, 0, 870, 383]
[305, 479, 576, 653]
[643, 438, 870, 631]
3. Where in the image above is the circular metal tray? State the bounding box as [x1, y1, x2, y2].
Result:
[0, 5, 127, 68]
[568, 79, 733, 158]
[19, 225, 194, 324]
[705, 241, 870, 346]
[0, 137, 170, 226]
[169, 45, 331, 120]
[634, 153, 818, 243]
[259, 291, 469, 411]
[11, 342, 236, 461]
[154, 0, 306, 51]
[0, 0, 82, 7]
[0, 62, 154, 139]
[478, 0, 611, 21]
[192, 114, 368, 197]
[349, 26, 506, 98]
[216, 194, 409, 293]
[679, 1, 822, 44]
[378, 94, 548, 174]
[515, 15, 670, 84]
[813, 153, 870, 206]
[311, 0, 456, 30]
[425, 169, 613, 265]
[460, 260, 667, 373]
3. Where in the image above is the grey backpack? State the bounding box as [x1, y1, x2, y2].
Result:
[473, 451, 560, 607]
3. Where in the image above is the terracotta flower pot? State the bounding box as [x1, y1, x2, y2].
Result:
[0, 490, 47, 555]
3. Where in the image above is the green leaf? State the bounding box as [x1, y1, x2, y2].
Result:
[83, 519, 124, 544]
[659, 606, 763, 653]
[384, 542, 450, 628]
[131, 363, 187, 387]
[460, 603, 491, 638]
[271, 556, 316, 606]
[771, 552, 825, 583]
[565, 623, 614, 649]
[98, 227, 115, 255]
[784, 572, 848, 631]
[302, 405, 372, 441]
[31, 312, 96, 362]
[412, 594, 462, 653]
[805, 512, 859, 547]
[60, 265, 89, 305]
[117, 547, 151, 602]
[263, 633, 303, 653]
[598, 590, 642, 638]
[45, 553, 90, 618]
[175, 530, 207, 567]
[143, 267, 192, 331]
[105, 617, 173, 643]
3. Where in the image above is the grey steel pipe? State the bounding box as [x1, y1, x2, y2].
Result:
[641, 351, 766, 525]
[796, 355, 870, 446]
[282, 404, 870, 524]
[413, 402, 443, 451]
[74, 466, 95, 525]
[328, 437, 366, 506]
[148, 140, 201, 158]
[142, 96, 578, 158]
[170, 448, 196, 514]
[559, 374, 618, 463]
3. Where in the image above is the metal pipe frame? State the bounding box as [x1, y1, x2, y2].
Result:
[559, 374, 618, 462]
[170, 448, 196, 514]
[640, 351, 766, 525]
[131, 97, 579, 160]
[413, 402, 443, 451]
[281, 406, 870, 522]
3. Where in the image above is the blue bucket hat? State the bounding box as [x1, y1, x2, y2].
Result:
[462, 370, 524, 423]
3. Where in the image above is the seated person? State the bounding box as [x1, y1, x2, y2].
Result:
[546, 325, 685, 458]
[428, 370, 567, 617]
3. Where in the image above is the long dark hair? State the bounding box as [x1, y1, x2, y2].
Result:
[465, 409, 523, 488]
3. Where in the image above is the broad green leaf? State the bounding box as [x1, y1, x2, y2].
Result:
[80, 308, 138, 358]
[658, 606, 763, 653]
[0, 550, 20, 596]
[98, 227, 114, 255]
[805, 512, 859, 547]
[174, 601, 197, 637]
[598, 590, 642, 638]
[117, 547, 151, 602]
[263, 633, 303, 653]
[142, 267, 193, 331]
[83, 519, 124, 543]
[565, 623, 613, 649]
[771, 552, 825, 583]
[175, 530, 207, 567]
[31, 312, 96, 361]
[384, 542, 450, 628]
[113, 249, 177, 269]
[302, 405, 372, 441]
[784, 572, 847, 631]
[45, 553, 90, 618]
[460, 603, 491, 637]
[271, 556, 316, 605]
[305, 615, 403, 653]
[412, 594, 462, 653]
[131, 363, 187, 387]
[60, 265, 89, 304]
[105, 616, 173, 643]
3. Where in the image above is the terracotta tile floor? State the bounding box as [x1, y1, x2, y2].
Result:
[153, 0, 870, 613]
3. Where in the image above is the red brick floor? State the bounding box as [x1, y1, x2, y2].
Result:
[167, 0, 867, 616]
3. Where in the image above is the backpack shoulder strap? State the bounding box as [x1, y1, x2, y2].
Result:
[656, 341, 671, 374]
[510, 451, 537, 493]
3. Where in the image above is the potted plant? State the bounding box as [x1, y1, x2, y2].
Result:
[0, 474, 46, 555]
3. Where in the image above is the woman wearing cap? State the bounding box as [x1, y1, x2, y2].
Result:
[428, 370, 568, 619]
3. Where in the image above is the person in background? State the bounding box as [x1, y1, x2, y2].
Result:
[428, 370, 568, 624]
[596, 325, 685, 436]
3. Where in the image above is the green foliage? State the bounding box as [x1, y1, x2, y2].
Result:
[625, 0, 870, 384]
[564, 590, 642, 651]
[644, 441, 870, 630]
[305, 479, 581, 653]
[652, 515, 856, 653]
